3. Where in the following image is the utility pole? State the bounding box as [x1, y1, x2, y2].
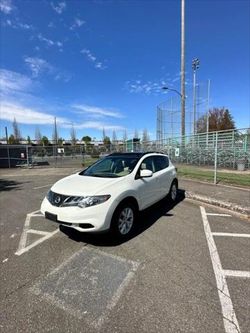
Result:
[181, 0, 185, 139]
[192, 58, 200, 135]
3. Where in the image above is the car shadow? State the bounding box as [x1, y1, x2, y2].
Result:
[60, 189, 186, 246]
[0, 179, 23, 191]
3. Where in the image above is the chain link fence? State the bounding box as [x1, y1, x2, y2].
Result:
[0, 129, 249, 176]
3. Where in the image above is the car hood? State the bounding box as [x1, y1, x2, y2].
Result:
[51, 173, 126, 196]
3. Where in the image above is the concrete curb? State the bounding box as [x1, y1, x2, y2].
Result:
[185, 191, 250, 218]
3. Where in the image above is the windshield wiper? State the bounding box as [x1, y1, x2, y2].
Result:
[87, 173, 118, 178]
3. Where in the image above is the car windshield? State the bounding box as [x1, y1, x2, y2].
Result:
[79, 155, 140, 178]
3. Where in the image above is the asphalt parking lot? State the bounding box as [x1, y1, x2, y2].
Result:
[0, 168, 249, 333]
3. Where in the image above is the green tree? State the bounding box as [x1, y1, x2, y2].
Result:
[8, 134, 16, 144]
[41, 136, 49, 146]
[82, 136, 92, 144]
[27, 136, 31, 144]
[103, 136, 111, 151]
[196, 107, 236, 133]
[58, 137, 64, 146]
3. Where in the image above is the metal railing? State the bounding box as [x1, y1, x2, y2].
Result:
[1, 128, 249, 180]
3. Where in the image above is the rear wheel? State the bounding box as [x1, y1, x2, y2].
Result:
[111, 202, 136, 238]
[168, 180, 178, 202]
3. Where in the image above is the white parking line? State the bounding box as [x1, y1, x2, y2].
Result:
[223, 270, 250, 278]
[206, 213, 232, 217]
[212, 232, 250, 238]
[15, 210, 59, 256]
[16, 212, 32, 253]
[27, 229, 50, 236]
[200, 206, 240, 333]
[33, 184, 52, 190]
[15, 229, 59, 256]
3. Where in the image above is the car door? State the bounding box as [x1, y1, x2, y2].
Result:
[153, 155, 172, 198]
[135, 156, 160, 209]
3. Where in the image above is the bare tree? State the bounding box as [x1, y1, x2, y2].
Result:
[142, 128, 150, 149]
[123, 129, 127, 143]
[35, 127, 42, 145]
[142, 128, 150, 142]
[112, 130, 118, 151]
[134, 128, 139, 139]
[12, 117, 21, 143]
[52, 117, 58, 144]
[70, 124, 77, 145]
[112, 130, 117, 143]
[102, 128, 106, 141]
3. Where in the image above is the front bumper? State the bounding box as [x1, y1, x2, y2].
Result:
[41, 197, 113, 232]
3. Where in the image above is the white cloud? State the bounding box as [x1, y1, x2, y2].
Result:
[0, 0, 13, 14]
[81, 49, 96, 61]
[1, 102, 69, 125]
[70, 17, 85, 30]
[95, 62, 105, 69]
[48, 21, 55, 28]
[72, 104, 124, 119]
[2, 18, 33, 30]
[37, 33, 63, 50]
[23, 57, 71, 82]
[24, 57, 53, 77]
[0, 69, 33, 94]
[125, 79, 172, 95]
[1, 101, 123, 131]
[81, 49, 106, 70]
[51, 1, 66, 14]
[54, 71, 72, 83]
[73, 122, 124, 131]
[37, 33, 54, 46]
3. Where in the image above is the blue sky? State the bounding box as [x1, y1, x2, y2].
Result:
[0, 0, 249, 141]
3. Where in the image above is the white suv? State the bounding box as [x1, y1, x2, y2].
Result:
[41, 152, 178, 237]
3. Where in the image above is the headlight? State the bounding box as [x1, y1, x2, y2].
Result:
[61, 195, 111, 208]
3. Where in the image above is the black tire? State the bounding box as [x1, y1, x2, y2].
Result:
[168, 180, 178, 202]
[111, 201, 137, 238]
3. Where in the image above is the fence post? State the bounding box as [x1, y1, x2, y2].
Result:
[7, 145, 11, 168]
[26, 145, 29, 167]
[214, 132, 218, 184]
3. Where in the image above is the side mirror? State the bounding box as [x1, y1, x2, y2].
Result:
[140, 169, 153, 178]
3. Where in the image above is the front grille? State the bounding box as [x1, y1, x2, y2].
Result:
[47, 190, 69, 207]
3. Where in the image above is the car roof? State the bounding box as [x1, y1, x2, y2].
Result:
[108, 152, 167, 158]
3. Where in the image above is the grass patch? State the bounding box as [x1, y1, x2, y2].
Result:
[82, 158, 98, 167]
[177, 165, 250, 187]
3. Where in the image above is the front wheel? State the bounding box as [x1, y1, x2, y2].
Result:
[111, 202, 136, 238]
[168, 180, 178, 202]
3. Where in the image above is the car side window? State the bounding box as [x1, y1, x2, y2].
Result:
[153, 156, 169, 172]
[140, 157, 155, 172]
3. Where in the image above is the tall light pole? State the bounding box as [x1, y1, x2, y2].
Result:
[162, 86, 182, 98]
[162, 86, 184, 143]
[206, 79, 211, 146]
[181, 0, 185, 139]
[192, 58, 200, 134]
